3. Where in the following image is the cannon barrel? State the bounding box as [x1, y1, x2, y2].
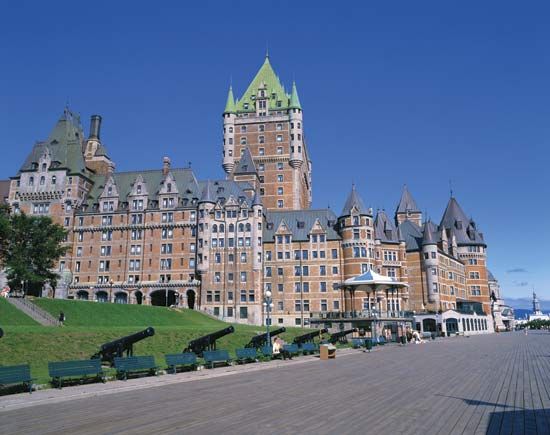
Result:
[245, 327, 286, 349]
[184, 326, 234, 356]
[328, 328, 358, 344]
[92, 327, 155, 364]
[293, 328, 328, 345]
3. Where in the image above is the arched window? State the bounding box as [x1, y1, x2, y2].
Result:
[137, 185, 142, 194]
[40, 176, 45, 185]
[228, 127, 233, 133]
[238, 223, 244, 232]
[29, 176, 34, 186]
[212, 224, 218, 233]
[167, 183, 172, 193]
[219, 224, 225, 232]
[51, 175, 56, 185]
[42, 163, 47, 171]
[108, 186, 112, 195]
[245, 223, 251, 232]
[228, 224, 234, 233]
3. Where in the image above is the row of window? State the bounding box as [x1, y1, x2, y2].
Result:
[76, 211, 197, 227]
[28, 175, 57, 187]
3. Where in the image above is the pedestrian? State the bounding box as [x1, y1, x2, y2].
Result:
[59, 311, 65, 325]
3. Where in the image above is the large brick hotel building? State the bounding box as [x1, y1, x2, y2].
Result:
[3, 56, 500, 333]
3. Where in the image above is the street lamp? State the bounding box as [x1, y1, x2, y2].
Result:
[263, 289, 274, 346]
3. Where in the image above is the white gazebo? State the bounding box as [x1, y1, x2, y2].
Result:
[342, 267, 409, 317]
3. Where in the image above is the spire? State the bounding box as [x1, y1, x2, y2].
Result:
[397, 225, 406, 242]
[233, 147, 257, 175]
[289, 81, 302, 110]
[252, 190, 262, 207]
[341, 184, 367, 216]
[422, 220, 437, 246]
[199, 180, 215, 204]
[223, 86, 236, 114]
[396, 184, 420, 214]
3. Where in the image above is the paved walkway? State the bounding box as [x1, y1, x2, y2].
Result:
[1, 332, 550, 434]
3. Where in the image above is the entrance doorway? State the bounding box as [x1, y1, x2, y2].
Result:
[134, 291, 143, 305]
[186, 289, 196, 309]
[422, 318, 437, 332]
[151, 289, 176, 307]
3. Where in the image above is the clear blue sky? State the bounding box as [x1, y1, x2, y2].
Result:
[0, 1, 548, 299]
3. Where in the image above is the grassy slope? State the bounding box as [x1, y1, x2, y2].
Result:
[0, 298, 305, 385]
[0, 298, 39, 326]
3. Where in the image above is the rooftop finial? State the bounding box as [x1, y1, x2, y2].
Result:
[449, 179, 454, 198]
[265, 41, 269, 59]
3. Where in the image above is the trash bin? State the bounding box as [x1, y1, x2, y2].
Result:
[320, 344, 336, 360]
[365, 339, 373, 352]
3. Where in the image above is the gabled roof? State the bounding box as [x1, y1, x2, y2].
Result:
[264, 209, 341, 242]
[396, 185, 420, 214]
[440, 197, 485, 246]
[374, 210, 399, 243]
[18, 109, 87, 176]
[233, 147, 257, 175]
[235, 56, 291, 113]
[341, 184, 368, 216]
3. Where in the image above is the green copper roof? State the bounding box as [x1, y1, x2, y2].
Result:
[235, 56, 291, 113]
[223, 86, 236, 114]
[289, 81, 302, 110]
[19, 109, 88, 176]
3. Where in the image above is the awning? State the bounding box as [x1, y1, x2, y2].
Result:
[343, 267, 409, 292]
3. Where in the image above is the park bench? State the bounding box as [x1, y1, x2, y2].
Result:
[351, 338, 365, 349]
[203, 350, 232, 368]
[165, 353, 198, 374]
[0, 364, 34, 394]
[235, 348, 258, 364]
[300, 343, 319, 355]
[114, 356, 159, 380]
[282, 344, 300, 359]
[48, 359, 105, 389]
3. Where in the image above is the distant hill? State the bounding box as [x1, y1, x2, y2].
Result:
[504, 297, 550, 311]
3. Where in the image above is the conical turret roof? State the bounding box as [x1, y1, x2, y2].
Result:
[440, 196, 485, 246]
[341, 184, 368, 216]
[233, 147, 257, 175]
[422, 220, 437, 246]
[289, 81, 302, 109]
[223, 86, 236, 114]
[199, 180, 215, 204]
[396, 185, 420, 214]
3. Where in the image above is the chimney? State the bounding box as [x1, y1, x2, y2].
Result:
[162, 157, 171, 176]
[89, 115, 102, 140]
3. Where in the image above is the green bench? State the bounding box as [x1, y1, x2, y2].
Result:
[165, 353, 197, 374]
[300, 343, 319, 355]
[203, 350, 232, 368]
[114, 356, 159, 380]
[235, 348, 258, 364]
[282, 344, 300, 359]
[0, 364, 34, 394]
[48, 359, 105, 389]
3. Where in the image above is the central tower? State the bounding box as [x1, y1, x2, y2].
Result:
[222, 55, 312, 210]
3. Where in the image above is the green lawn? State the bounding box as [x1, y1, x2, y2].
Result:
[0, 298, 39, 326]
[0, 298, 307, 386]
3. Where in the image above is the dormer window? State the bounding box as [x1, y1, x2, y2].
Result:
[243, 103, 249, 110]
[260, 90, 265, 97]
[137, 185, 142, 194]
[51, 176, 56, 185]
[167, 183, 172, 193]
[41, 163, 47, 171]
[108, 186, 113, 195]
[29, 176, 34, 186]
[40, 176, 45, 185]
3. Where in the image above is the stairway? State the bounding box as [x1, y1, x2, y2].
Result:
[6, 297, 61, 326]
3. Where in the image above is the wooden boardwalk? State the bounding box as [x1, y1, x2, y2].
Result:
[1, 331, 550, 434]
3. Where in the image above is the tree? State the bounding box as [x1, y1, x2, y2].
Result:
[4, 212, 68, 295]
[0, 203, 10, 265]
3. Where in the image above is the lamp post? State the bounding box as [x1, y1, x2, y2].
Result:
[263, 289, 274, 346]
[20, 280, 25, 298]
[109, 279, 114, 303]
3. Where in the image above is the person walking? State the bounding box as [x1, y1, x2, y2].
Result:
[58, 311, 66, 325]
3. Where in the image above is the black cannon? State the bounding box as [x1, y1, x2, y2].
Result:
[245, 327, 286, 349]
[328, 328, 358, 344]
[91, 327, 155, 365]
[293, 328, 328, 345]
[183, 326, 234, 357]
